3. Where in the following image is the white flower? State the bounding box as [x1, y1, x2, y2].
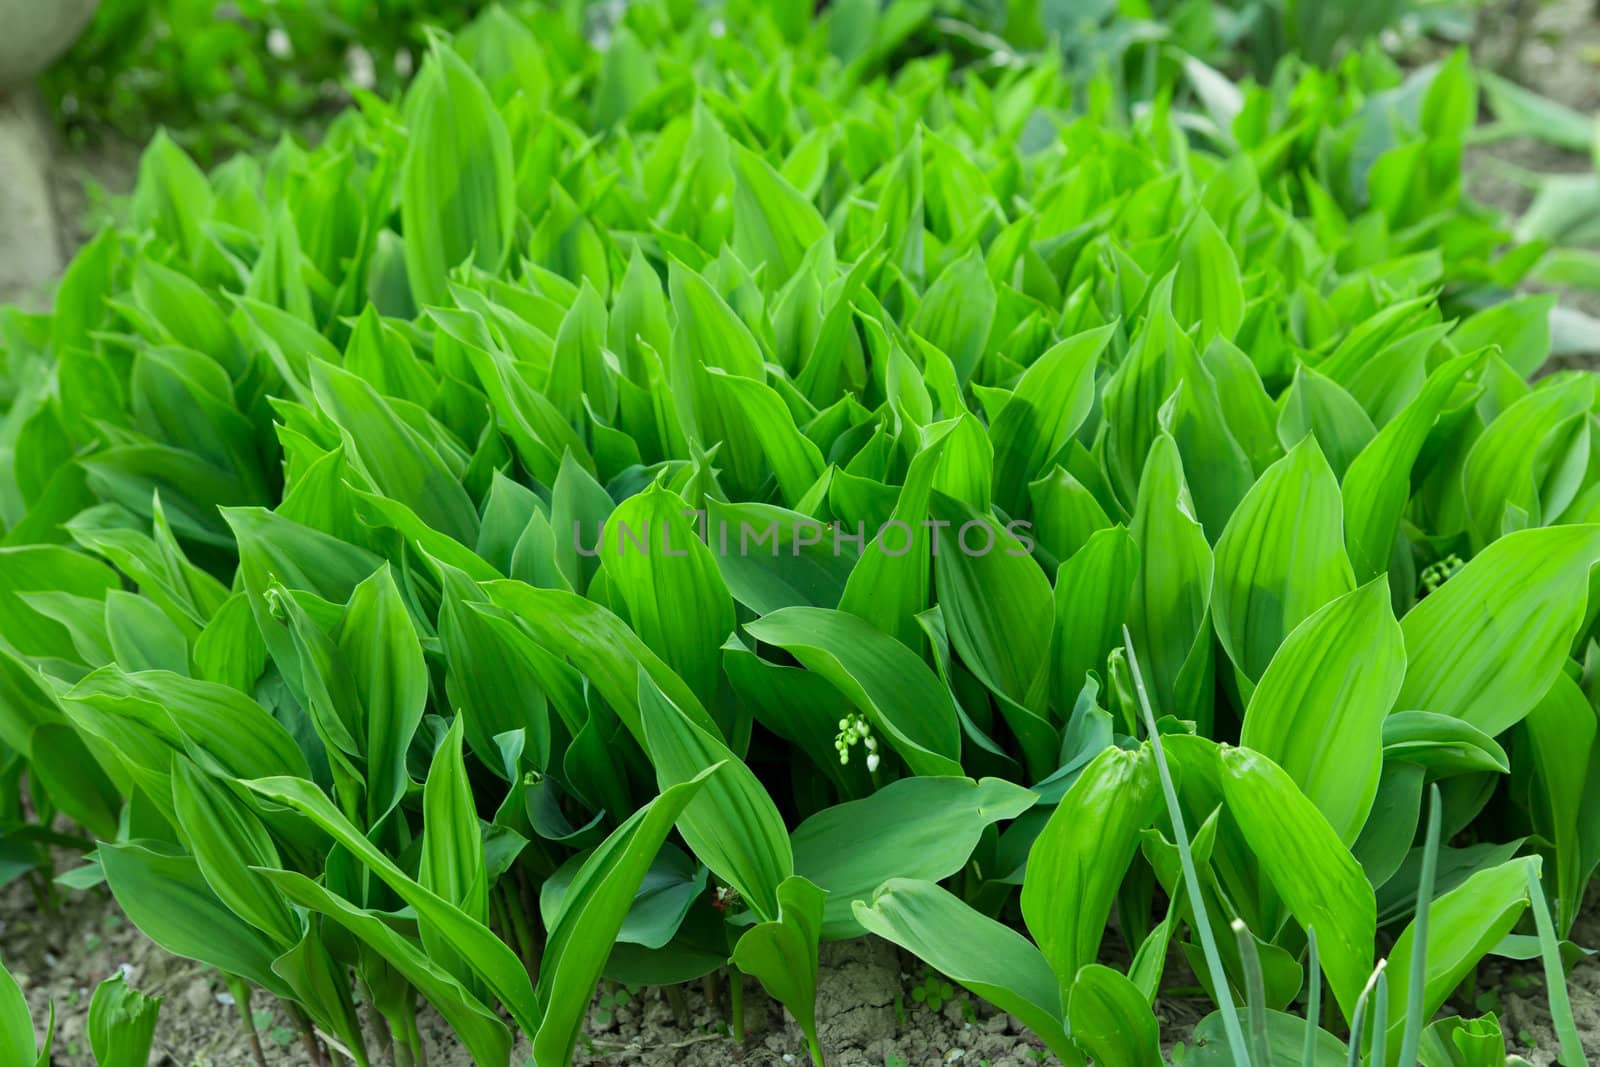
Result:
[866, 753, 880, 773]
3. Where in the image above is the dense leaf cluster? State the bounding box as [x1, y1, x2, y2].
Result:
[0, 2, 1594, 1065]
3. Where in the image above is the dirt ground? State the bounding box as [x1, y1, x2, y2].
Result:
[5, 865, 1600, 1066]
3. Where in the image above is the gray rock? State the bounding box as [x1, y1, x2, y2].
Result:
[0, 0, 98, 90]
[0, 88, 60, 307]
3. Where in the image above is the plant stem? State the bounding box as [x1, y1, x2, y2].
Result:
[224, 976, 268, 1067]
[729, 966, 745, 1043]
[1396, 785, 1442, 1067]
[1526, 862, 1589, 1067]
[288, 1002, 329, 1067]
[1122, 626, 1249, 1067]
[702, 971, 720, 1022]
[663, 983, 690, 1028]
[1302, 928, 1321, 1067]
[1232, 919, 1272, 1067]
[410, 1002, 428, 1067]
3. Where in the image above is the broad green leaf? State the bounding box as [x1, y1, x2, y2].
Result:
[639, 672, 792, 922]
[911, 248, 995, 384]
[1214, 436, 1355, 681]
[0, 545, 120, 661]
[705, 499, 856, 614]
[1052, 527, 1139, 714]
[539, 843, 706, 951]
[100, 842, 292, 999]
[791, 776, 1035, 938]
[1219, 747, 1377, 1024]
[239, 776, 539, 1035]
[533, 768, 720, 1067]
[853, 879, 1076, 1063]
[930, 495, 1055, 772]
[1381, 859, 1534, 1060]
[989, 324, 1115, 513]
[1342, 356, 1477, 581]
[601, 487, 735, 712]
[402, 44, 515, 305]
[87, 974, 161, 1067]
[261, 869, 513, 1066]
[701, 369, 826, 506]
[1522, 673, 1597, 934]
[1451, 294, 1557, 379]
[169, 758, 299, 947]
[1172, 210, 1244, 345]
[1380, 712, 1509, 775]
[484, 579, 719, 744]
[1276, 365, 1375, 481]
[1241, 580, 1404, 844]
[1461, 375, 1594, 549]
[836, 420, 956, 647]
[437, 567, 552, 773]
[1022, 746, 1160, 997]
[732, 876, 829, 1063]
[1186, 1009, 1349, 1065]
[309, 360, 479, 547]
[744, 607, 963, 776]
[337, 565, 429, 826]
[0, 954, 36, 1066]
[1068, 964, 1161, 1067]
[1126, 435, 1213, 718]
[1398, 525, 1600, 735]
[421, 717, 490, 980]
[732, 142, 829, 282]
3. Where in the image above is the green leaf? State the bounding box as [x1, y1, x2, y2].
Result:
[1186, 1009, 1349, 1065]
[401, 44, 516, 306]
[1219, 747, 1376, 1024]
[0, 953, 38, 1066]
[87, 974, 161, 1067]
[1067, 964, 1162, 1067]
[539, 843, 706, 950]
[309, 360, 479, 547]
[601, 487, 736, 713]
[638, 672, 792, 922]
[533, 768, 721, 1067]
[421, 717, 490, 975]
[1022, 746, 1159, 997]
[1397, 525, 1600, 736]
[732, 876, 829, 1063]
[989, 324, 1115, 514]
[1214, 436, 1355, 682]
[705, 499, 856, 614]
[732, 142, 829, 283]
[1172, 211, 1244, 345]
[1522, 673, 1597, 934]
[1240, 580, 1404, 844]
[930, 495, 1056, 773]
[791, 776, 1036, 938]
[239, 776, 540, 1035]
[1342, 356, 1477, 582]
[911, 247, 995, 384]
[744, 607, 963, 776]
[1051, 526, 1139, 715]
[484, 580, 720, 744]
[100, 842, 292, 999]
[1381, 859, 1534, 1060]
[1380, 712, 1509, 775]
[336, 565, 430, 827]
[853, 879, 1076, 1063]
[1126, 435, 1213, 718]
[169, 757, 299, 948]
[260, 869, 513, 1066]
